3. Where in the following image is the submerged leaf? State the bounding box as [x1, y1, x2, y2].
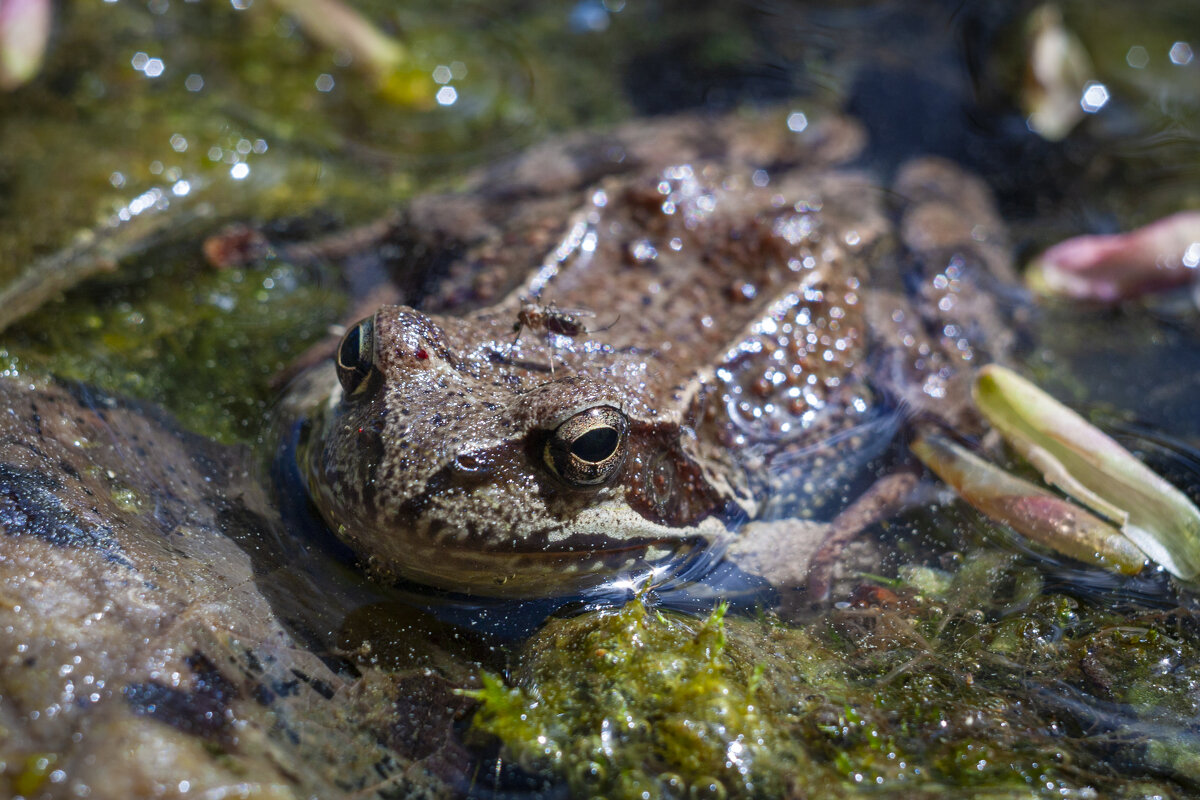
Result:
[973, 365, 1200, 578]
[911, 432, 1144, 575]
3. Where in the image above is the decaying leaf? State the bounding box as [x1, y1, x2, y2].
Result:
[911, 431, 1145, 575]
[973, 364, 1200, 579]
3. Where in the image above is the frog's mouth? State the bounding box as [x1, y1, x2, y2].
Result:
[375, 505, 738, 598]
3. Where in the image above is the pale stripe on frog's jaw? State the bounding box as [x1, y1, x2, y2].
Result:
[346, 498, 738, 597]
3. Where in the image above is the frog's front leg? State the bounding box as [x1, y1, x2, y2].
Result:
[724, 518, 830, 593]
[803, 467, 923, 602]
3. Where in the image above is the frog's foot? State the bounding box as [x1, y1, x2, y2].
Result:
[804, 467, 922, 603]
[726, 467, 921, 604]
[725, 518, 831, 591]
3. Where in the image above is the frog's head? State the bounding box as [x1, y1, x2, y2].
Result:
[300, 305, 745, 597]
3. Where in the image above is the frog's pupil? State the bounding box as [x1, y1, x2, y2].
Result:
[571, 427, 618, 463]
[339, 326, 361, 368]
[336, 317, 376, 395]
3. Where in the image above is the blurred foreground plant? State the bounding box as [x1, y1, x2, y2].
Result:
[0, 0, 50, 90]
[268, 0, 434, 106]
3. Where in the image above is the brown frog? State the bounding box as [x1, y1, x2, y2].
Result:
[291, 109, 1016, 598]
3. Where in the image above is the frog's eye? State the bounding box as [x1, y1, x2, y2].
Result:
[544, 406, 628, 487]
[335, 316, 377, 396]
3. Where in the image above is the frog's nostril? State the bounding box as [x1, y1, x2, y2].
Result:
[455, 453, 482, 471]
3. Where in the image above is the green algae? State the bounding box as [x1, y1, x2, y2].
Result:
[466, 599, 845, 800]
[0, 247, 343, 442]
[469, 549, 1200, 798]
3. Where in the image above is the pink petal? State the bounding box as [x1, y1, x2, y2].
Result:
[0, 0, 52, 90]
[1030, 211, 1200, 302]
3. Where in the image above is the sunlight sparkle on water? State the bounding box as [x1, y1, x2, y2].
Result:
[1079, 82, 1109, 113]
[1170, 41, 1195, 65]
[436, 86, 458, 106]
[131, 52, 165, 78]
[608, 565, 670, 593]
[1184, 242, 1200, 269]
[230, 163, 250, 180]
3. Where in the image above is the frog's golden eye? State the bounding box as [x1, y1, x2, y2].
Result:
[335, 316, 377, 396]
[544, 406, 628, 487]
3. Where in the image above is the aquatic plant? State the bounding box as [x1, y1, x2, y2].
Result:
[466, 551, 1200, 798]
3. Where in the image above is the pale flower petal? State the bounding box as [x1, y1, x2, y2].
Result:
[0, 0, 52, 90]
[911, 432, 1144, 575]
[1028, 211, 1200, 302]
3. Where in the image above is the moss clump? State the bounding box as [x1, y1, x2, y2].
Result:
[470, 546, 1200, 798]
[467, 599, 847, 799]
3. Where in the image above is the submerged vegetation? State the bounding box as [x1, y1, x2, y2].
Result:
[471, 551, 1200, 798]
[0, 251, 344, 442]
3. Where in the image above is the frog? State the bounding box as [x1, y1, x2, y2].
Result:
[288, 108, 1018, 599]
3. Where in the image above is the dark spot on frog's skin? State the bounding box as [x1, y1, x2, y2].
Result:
[0, 463, 131, 568]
